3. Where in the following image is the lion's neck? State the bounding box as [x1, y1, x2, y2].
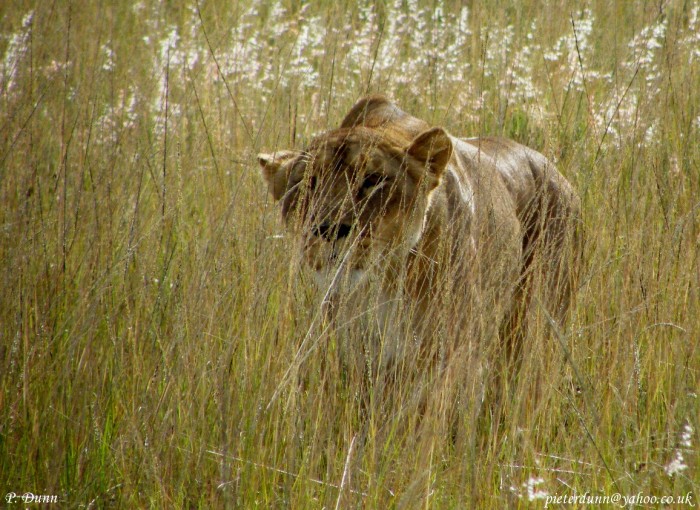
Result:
[405, 185, 449, 301]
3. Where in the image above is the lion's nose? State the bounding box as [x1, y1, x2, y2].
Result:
[313, 222, 352, 241]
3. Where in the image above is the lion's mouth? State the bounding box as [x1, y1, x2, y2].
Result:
[307, 230, 368, 297]
[314, 267, 367, 293]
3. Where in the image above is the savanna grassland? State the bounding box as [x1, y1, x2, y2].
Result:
[1, 0, 699, 507]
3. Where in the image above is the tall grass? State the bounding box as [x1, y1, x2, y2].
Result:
[1, 0, 698, 507]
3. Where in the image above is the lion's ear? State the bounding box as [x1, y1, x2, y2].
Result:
[406, 127, 452, 184]
[258, 150, 301, 201]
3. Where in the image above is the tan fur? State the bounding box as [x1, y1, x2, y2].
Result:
[259, 96, 581, 367]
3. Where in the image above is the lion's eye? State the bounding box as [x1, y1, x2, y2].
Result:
[306, 175, 317, 191]
[360, 173, 386, 191]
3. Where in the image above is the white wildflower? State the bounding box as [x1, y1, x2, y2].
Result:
[269, 0, 286, 22]
[506, 21, 541, 103]
[627, 17, 666, 68]
[152, 27, 184, 138]
[288, 22, 321, 88]
[160, 27, 182, 67]
[455, 6, 470, 47]
[524, 477, 549, 501]
[688, 7, 700, 63]
[102, 44, 115, 72]
[123, 87, 139, 131]
[643, 122, 658, 145]
[568, 9, 595, 91]
[664, 450, 688, 476]
[376, 0, 405, 73]
[1, 10, 34, 95]
[21, 10, 34, 29]
[347, 3, 378, 76]
[680, 422, 694, 448]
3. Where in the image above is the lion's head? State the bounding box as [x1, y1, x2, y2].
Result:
[258, 120, 452, 290]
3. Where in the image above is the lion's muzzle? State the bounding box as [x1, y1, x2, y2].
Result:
[311, 222, 353, 242]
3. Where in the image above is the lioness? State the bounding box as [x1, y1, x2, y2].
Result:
[258, 96, 581, 369]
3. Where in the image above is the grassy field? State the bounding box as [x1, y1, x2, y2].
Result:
[1, 0, 698, 507]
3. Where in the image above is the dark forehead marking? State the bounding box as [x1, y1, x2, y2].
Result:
[307, 126, 411, 151]
[304, 126, 409, 176]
